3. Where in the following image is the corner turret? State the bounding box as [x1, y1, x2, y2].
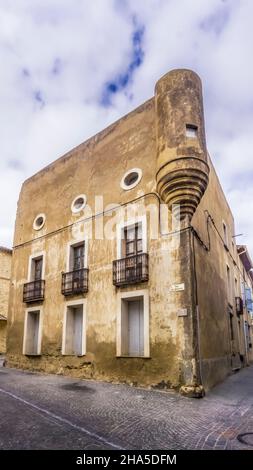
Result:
[155, 69, 209, 222]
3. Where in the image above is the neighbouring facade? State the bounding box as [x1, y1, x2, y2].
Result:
[237, 246, 253, 362]
[6, 69, 253, 396]
[0, 247, 12, 354]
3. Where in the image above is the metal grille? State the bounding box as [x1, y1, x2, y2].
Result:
[113, 253, 149, 287]
[62, 268, 89, 296]
[23, 280, 45, 303]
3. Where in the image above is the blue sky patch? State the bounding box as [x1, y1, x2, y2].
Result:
[22, 68, 30, 78]
[199, 5, 231, 35]
[52, 58, 62, 76]
[7, 159, 24, 171]
[101, 22, 145, 106]
[34, 90, 45, 108]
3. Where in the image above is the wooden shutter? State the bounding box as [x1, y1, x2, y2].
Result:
[128, 299, 144, 356]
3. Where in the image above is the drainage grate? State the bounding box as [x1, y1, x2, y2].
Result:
[237, 433, 253, 446]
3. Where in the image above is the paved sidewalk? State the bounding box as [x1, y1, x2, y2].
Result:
[0, 366, 252, 449]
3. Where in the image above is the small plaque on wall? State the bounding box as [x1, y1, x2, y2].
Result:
[177, 308, 187, 317]
[170, 283, 185, 292]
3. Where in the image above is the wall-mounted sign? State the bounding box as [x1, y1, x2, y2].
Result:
[177, 308, 188, 317]
[170, 283, 185, 292]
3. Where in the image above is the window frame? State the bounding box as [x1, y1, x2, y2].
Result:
[33, 213, 46, 231]
[186, 124, 198, 139]
[222, 220, 229, 248]
[123, 223, 143, 258]
[71, 194, 87, 214]
[62, 299, 86, 356]
[23, 306, 43, 355]
[226, 264, 232, 303]
[116, 215, 147, 259]
[27, 251, 46, 282]
[66, 237, 88, 272]
[116, 289, 150, 358]
[120, 168, 142, 191]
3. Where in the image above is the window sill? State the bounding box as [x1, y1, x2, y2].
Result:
[62, 354, 86, 357]
[24, 353, 41, 357]
[116, 355, 151, 359]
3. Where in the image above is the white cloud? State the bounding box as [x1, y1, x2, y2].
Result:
[0, 0, 252, 258]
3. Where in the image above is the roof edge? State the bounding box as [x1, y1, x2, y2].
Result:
[22, 97, 154, 186]
[0, 246, 12, 254]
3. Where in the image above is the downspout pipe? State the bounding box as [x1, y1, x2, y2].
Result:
[179, 228, 205, 398]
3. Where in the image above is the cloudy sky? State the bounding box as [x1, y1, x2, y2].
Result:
[0, 0, 252, 254]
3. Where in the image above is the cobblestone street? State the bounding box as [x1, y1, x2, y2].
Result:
[0, 366, 252, 450]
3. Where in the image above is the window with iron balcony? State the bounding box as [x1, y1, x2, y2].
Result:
[62, 242, 88, 296]
[23, 256, 45, 303]
[113, 223, 149, 287]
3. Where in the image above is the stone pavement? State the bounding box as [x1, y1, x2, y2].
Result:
[0, 366, 252, 450]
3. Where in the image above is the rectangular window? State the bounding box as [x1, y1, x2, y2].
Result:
[62, 302, 86, 356]
[241, 280, 246, 306]
[73, 244, 85, 270]
[229, 312, 234, 341]
[120, 223, 144, 283]
[69, 242, 85, 271]
[223, 222, 228, 248]
[117, 216, 147, 260]
[235, 277, 238, 296]
[23, 309, 42, 355]
[226, 265, 231, 302]
[244, 321, 252, 351]
[34, 258, 43, 280]
[29, 255, 44, 281]
[186, 124, 198, 138]
[122, 223, 143, 258]
[237, 318, 242, 352]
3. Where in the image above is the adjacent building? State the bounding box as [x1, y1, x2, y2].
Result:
[6, 69, 253, 396]
[0, 247, 12, 355]
[237, 245, 253, 362]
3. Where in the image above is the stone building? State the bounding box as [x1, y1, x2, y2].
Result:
[0, 247, 12, 355]
[237, 245, 253, 362]
[6, 69, 253, 396]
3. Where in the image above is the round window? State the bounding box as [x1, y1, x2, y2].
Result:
[120, 168, 142, 191]
[71, 194, 87, 213]
[33, 214, 46, 231]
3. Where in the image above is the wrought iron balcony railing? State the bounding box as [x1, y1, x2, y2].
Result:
[62, 268, 89, 296]
[23, 280, 45, 303]
[235, 296, 243, 316]
[113, 253, 149, 287]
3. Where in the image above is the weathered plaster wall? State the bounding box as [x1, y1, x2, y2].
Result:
[7, 98, 192, 388]
[0, 248, 12, 353]
[7, 68, 250, 392]
[192, 157, 250, 389]
[0, 322, 7, 353]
